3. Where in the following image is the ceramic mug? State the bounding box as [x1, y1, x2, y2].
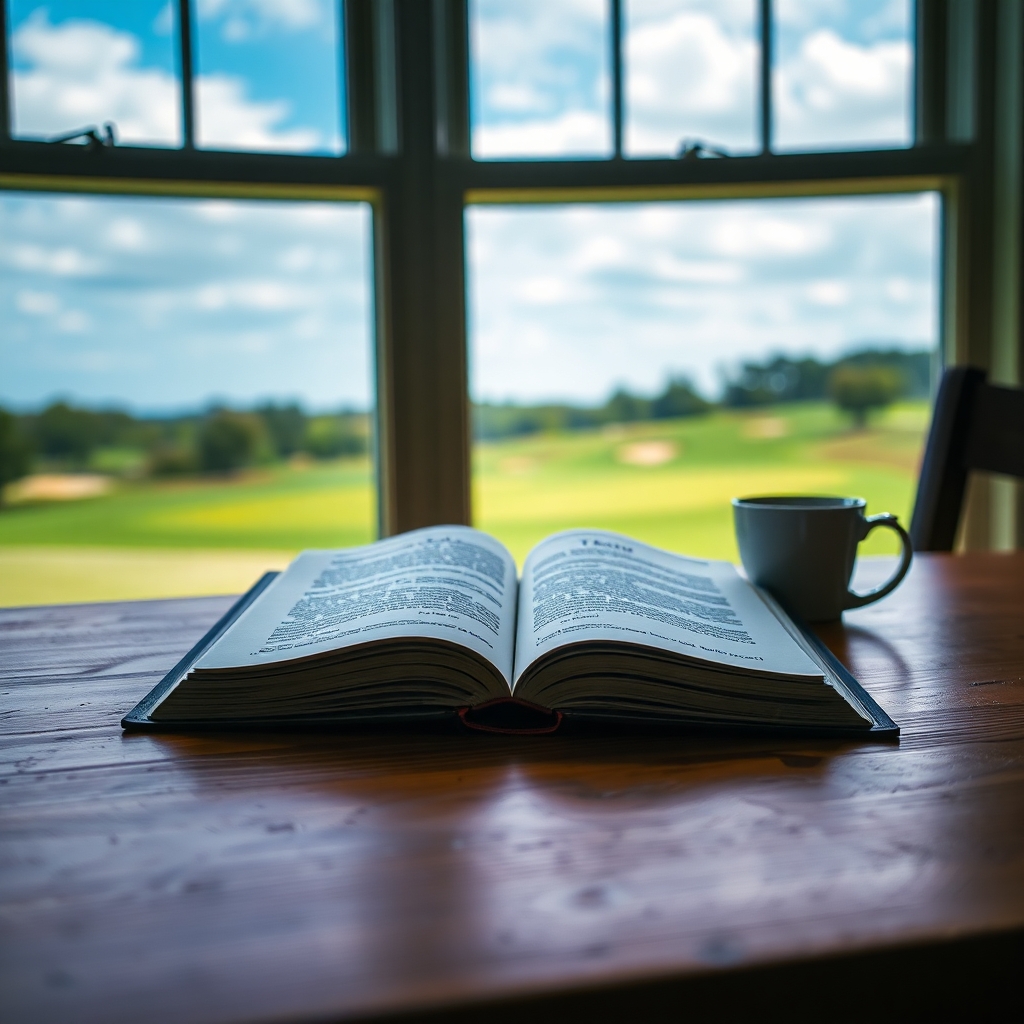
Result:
[732, 496, 913, 623]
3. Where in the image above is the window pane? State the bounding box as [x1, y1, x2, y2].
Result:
[0, 194, 374, 606]
[7, 0, 181, 146]
[773, 0, 913, 152]
[467, 195, 938, 563]
[194, 0, 344, 153]
[625, 0, 759, 157]
[470, 0, 611, 159]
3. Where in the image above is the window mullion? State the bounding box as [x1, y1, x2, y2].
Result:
[177, 0, 196, 150]
[344, 0, 378, 153]
[915, 0, 949, 144]
[0, 0, 10, 144]
[611, 0, 624, 158]
[374, 0, 471, 535]
[760, 0, 772, 154]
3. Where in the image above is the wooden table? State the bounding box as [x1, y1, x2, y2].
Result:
[2, 553, 1023, 1023]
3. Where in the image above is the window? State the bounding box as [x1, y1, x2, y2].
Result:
[773, 0, 913, 152]
[469, 0, 916, 160]
[624, 0, 760, 157]
[0, 190, 374, 603]
[1, 0, 1021, 606]
[8, 0, 182, 147]
[193, 0, 345, 153]
[467, 193, 939, 562]
[470, 0, 612, 158]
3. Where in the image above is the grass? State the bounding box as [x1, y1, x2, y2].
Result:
[0, 457, 375, 550]
[0, 401, 930, 606]
[475, 401, 928, 563]
[0, 546, 297, 606]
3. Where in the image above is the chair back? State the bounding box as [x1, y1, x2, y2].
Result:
[910, 366, 1024, 551]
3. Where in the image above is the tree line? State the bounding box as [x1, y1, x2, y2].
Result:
[475, 347, 933, 440]
[0, 402, 370, 493]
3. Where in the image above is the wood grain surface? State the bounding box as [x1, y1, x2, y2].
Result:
[2, 554, 1023, 1023]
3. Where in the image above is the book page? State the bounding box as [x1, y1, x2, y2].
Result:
[195, 525, 519, 684]
[513, 529, 823, 686]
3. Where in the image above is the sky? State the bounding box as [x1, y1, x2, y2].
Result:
[0, 194, 373, 413]
[0, 0, 931, 413]
[468, 193, 937, 404]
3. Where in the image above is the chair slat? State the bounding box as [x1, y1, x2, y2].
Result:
[910, 368, 1024, 551]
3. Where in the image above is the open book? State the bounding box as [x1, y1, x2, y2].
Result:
[123, 526, 897, 736]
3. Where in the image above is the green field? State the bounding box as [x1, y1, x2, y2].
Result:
[0, 401, 929, 605]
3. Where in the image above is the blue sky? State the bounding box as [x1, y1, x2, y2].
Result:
[0, 0, 930, 413]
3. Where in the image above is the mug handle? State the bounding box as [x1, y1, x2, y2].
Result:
[844, 514, 913, 610]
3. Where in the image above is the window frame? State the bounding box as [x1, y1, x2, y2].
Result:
[0, 0, 1016, 545]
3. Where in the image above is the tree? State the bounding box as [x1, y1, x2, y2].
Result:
[602, 388, 651, 424]
[0, 409, 33, 500]
[304, 416, 367, 459]
[257, 402, 307, 458]
[827, 364, 904, 428]
[651, 378, 710, 419]
[147, 442, 198, 477]
[197, 410, 262, 472]
[31, 402, 103, 464]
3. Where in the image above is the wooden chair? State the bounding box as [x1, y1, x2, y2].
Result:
[910, 366, 1024, 551]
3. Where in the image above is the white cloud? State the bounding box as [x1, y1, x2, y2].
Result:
[195, 201, 243, 223]
[198, 0, 326, 34]
[16, 290, 60, 315]
[195, 75, 321, 151]
[279, 245, 316, 273]
[196, 280, 309, 311]
[712, 215, 829, 258]
[774, 29, 911, 150]
[13, 286, 89, 331]
[885, 276, 914, 302]
[7, 244, 102, 277]
[516, 276, 572, 305]
[487, 83, 549, 114]
[474, 110, 608, 158]
[630, 0, 753, 32]
[153, 2, 174, 36]
[572, 235, 627, 272]
[57, 310, 91, 333]
[11, 12, 180, 145]
[651, 257, 743, 285]
[775, 0, 908, 37]
[806, 280, 849, 306]
[222, 18, 252, 42]
[474, 0, 605, 82]
[626, 7, 758, 155]
[106, 218, 148, 252]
